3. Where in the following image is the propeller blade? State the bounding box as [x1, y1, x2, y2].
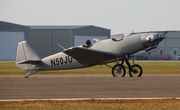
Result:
[164, 31, 168, 35]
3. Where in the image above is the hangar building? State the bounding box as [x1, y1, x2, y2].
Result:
[0, 21, 30, 60]
[145, 31, 180, 60]
[30, 25, 110, 58]
[0, 21, 110, 60]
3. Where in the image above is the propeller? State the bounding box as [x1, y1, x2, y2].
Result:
[164, 31, 168, 35]
[146, 31, 167, 52]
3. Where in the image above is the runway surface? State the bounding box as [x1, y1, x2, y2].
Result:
[0, 74, 180, 100]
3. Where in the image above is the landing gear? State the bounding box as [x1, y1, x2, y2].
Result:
[129, 64, 142, 77]
[112, 64, 126, 77]
[108, 55, 143, 77]
[25, 71, 37, 78]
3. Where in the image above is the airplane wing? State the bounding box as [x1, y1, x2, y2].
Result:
[63, 47, 120, 65]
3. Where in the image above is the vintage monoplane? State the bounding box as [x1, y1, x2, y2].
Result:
[16, 31, 166, 78]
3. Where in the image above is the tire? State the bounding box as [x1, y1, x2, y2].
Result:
[112, 64, 126, 77]
[129, 64, 143, 77]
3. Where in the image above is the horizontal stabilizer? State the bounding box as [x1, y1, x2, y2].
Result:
[16, 60, 41, 64]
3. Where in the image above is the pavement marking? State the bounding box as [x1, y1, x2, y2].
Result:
[0, 97, 180, 102]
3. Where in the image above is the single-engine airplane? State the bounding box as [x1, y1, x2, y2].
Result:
[16, 31, 166, 78]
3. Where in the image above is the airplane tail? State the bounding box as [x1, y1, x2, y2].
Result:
[16, 41, 41, 71]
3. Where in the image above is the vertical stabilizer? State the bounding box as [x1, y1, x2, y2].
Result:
[16, 41, 41, 71]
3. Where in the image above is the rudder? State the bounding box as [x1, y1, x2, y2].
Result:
[16, 41, 41, 71]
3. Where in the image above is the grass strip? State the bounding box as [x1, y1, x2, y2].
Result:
[0, 61, 180, 75]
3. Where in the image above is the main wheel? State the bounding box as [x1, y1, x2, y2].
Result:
[112, 64, 126, 77]
[129, 64, 143, 77]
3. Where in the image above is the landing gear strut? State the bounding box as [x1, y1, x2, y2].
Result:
[111, 55, 143, 77]
[25, 71, 37, 78]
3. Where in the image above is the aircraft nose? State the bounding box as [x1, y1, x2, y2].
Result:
[157, 32, 166, 42]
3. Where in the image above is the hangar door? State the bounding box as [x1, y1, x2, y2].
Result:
[74, 36, 108, 46]
[0, 32, 24, 60]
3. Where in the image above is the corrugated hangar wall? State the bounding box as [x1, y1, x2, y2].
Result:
[158, 31, 180, 60]
[30, 29, 51, 58]
[30, 26, 110, 58]
[0, 21, 30, 60]
[0, 21, 110, 60]
[30, 28, 73, 58]
[158, 31, 180, 48]
[51, 29, 72, 54]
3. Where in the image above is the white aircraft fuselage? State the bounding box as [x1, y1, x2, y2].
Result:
[16, 32, 165, 78]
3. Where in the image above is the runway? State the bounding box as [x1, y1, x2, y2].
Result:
[0, 74, 180, 100]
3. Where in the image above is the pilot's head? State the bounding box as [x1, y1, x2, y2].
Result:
[86, 40, 91, 46]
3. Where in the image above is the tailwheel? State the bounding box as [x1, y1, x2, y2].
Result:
[112, 64, 126, 77]
[24, 71, 37, 78]
[129, 64, 142, 77]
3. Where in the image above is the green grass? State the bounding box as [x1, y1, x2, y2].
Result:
[138, 61, 180, 74]
[0, 61, 180, 75]
[0, 99, 179, 110]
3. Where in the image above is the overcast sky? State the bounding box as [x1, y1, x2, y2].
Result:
[0, 0, 180, 34]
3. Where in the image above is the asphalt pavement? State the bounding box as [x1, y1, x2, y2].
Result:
[0, 74, 180, 100]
